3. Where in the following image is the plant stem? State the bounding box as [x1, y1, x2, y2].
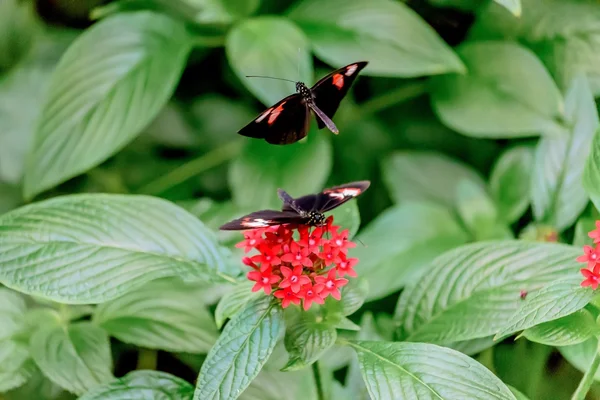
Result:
[347, 80, 428, 122]
[312, 361, 325, 400]
[137, 140, 243, 196]
[137, 349, 158, 371]
[572, 340, 600, 400]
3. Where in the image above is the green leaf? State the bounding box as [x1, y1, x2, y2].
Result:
[24, 12, 192, 199]
[0, 0, 39, 70]
[533, 75, 598, 231]
[79, 370, 194, 400]
[0, 183, 22, 215]
[194, 297, 283, 400]
[494, 0, 521, 16]
[282, 310, 337, 371]
[239, 369, 317, 400]
[30, 322, 113, 395]
[354, 202, 469, 300]
[489, 146, 534, 224]
[229, 133, 332, 210]
[215, 282, 259, 329]
[348, 341, 516, 400]
[0, 194, 227, 303]
[559, 337, 600, 380]
[495, 279, 595, 340]
[522, 309, 598, 346]
[0, 288, 27, 341]
[382, 151, 486, 208]
[573, 217, 597, 247]
[226, 16, 312, 106]
[93, 278, 218, 353]
[0, 340, 34, 392]
[395, 241, 581, 344]
[431, 41, 564, 138]
[337, 278, 369, 317]
[455, 179, 510, 240]
[508, 385, 530, 400]
[329, 201, 361, 238]
[288, 0, 465, 77]
[584, 130, 600, 212]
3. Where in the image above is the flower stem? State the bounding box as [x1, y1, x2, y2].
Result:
[572, 340, 600, 400]
[137, 140, 243, 196]
[312, 361, 325, 400]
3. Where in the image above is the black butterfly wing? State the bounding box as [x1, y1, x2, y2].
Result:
[238, 93, 311, 145]
[282, 180, 371, 213]
[310, 61, 368, 130]
[219, 210, 304, 230]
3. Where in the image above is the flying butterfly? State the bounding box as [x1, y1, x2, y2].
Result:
[238, 61, 368, 145]
[219, 181, 370, 230]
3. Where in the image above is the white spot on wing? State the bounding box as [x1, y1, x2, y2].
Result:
[242, 218, 271, 227]
[325, 188, 361, 199]
[345, 64, 358, 76]
[256, 108, 272, 123]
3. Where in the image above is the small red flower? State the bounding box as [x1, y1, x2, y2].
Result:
[581, 265, 600, 289]
[299, 283, 325, 311]
[320, 245, 342, 266]
[281, 242, 313, 267]
[330, 229, 356, 253]
[577, 245, 600, 269]
[235, 230, 264, 252]
[589, 222, 600, 244]
[250, 244, 281, 267]
[279, 265, 311, 293]
[298, 227, 324, 254]
[274, 289, 302, 308]
[314, 269, 348, 300]
[265, 225, 293, 246]
[336, 255, 358, 277]
[247, 267, 280, 294]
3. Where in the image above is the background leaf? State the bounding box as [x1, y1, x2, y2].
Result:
[194, 297, 283, 400]
[395, 241, 581, 344]
[93, 278, 218, 353]
[0, 194, 227, 303]
[226, 16, 312, 106]
[288, 0, 465, 76]
[30, 322, 113, 395]
[431, 41, 564, 138]
[349, 341, 516, 400]
[79, 370, 194, 400]
[214, 281, 259, 329]
[494, 0, 521, 16]
[228, 133, 332, 210]
[24, 11, 191, 199]
[522, 309, 598, 346]
[532, 75, 598, 231]
[283, 310, 337, 371]
[354, 202, 469, 300]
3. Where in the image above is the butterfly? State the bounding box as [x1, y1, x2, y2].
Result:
[219, 181, 370, 230]
[238, 61, 368, 145]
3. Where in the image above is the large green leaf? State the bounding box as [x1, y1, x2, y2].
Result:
[194, 297, 283, 400]
[30, 322, 113, 395]
[395, 241, 581, 344]
[348, 341, 516, 400]
[0, 340, 34, 392]
[431, 41, 564, 138]
[288, 0, 464, 76]
[489, 146, 534, 224]
[495, 278, 595, 340]
[283, 310, 337, 371]
[79, 370, 194, 400]
[0, 194, 228, 303]
[24, 11, 191, 199]
[229, 133, 332, 210]
[93, 278, 218, 353]
[354, 202, 469, 301]
[214, 282, 259, 329]
[226, 16, 312, 106]
[522, 309, 598, 347]
[382, 151, 486, 208]
[532, 75, 598, 231]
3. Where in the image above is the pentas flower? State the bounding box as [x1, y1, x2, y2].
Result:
[577, 222, 600, 290]
[235, 216, 359, 310]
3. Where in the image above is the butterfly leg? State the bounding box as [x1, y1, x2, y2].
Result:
[309, 103, 339, 134]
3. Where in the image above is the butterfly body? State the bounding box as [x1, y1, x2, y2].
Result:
[239, 61, 368, 145]
[219, 181, 370, 230]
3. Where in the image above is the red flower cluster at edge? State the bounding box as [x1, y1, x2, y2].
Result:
[577, 221, 600, 289]
[235, 216, 358, 310]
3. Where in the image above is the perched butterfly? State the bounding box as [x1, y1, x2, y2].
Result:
[219, 181, 370, 230]
[238, 61, 368, 145]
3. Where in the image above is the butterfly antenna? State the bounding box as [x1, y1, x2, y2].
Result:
[356, 237, 367, 248]
[245, 75, 296, 83]
[297, 47, 301, 81]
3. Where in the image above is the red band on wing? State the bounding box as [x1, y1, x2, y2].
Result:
[332, 74, 345, 90]
[268, 102, 286, 125]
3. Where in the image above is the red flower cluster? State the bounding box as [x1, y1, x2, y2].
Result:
[577, 221, 600, 289]
[236, 216, 358, 310]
